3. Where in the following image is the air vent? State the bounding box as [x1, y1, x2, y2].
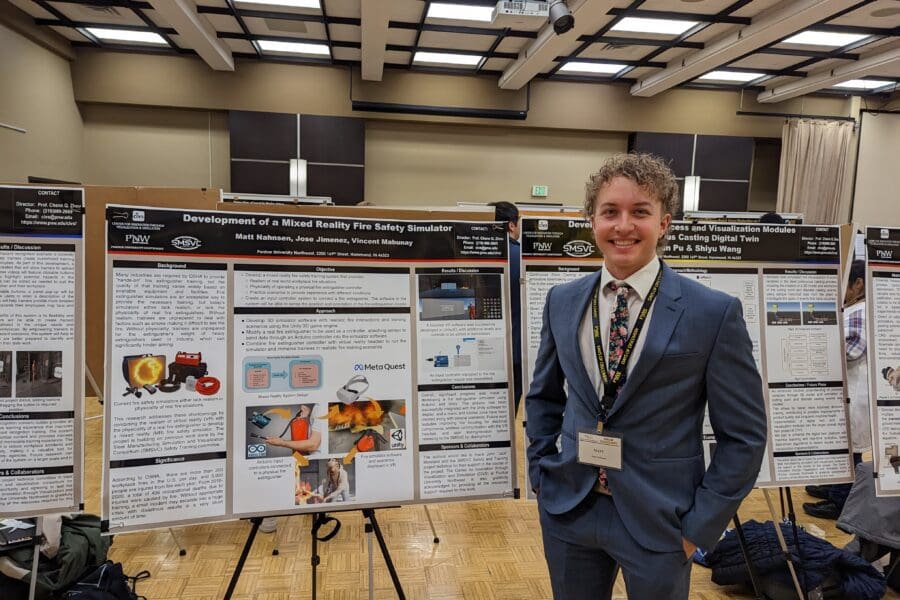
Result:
[85, 5, 123, 17]
[264, 18, 308, 34]
[602, 42, 633, 50]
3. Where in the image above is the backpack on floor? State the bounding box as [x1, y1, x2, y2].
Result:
[61, 561, 149, 600]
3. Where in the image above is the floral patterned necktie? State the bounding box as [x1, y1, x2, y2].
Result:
[597, 280, 630, 495]
[608, 281, 631, 382]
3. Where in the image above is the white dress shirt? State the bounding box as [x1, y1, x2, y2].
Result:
[578, 256, 661, 399]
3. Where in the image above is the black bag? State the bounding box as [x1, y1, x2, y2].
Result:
[61, 561, 149, 600]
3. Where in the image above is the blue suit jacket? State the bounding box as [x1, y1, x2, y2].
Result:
[526, 262, 767, 552]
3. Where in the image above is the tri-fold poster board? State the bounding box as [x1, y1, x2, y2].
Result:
[521, 215, 856, 490]
[866, 226, 900, 497]
[0, 185, 84, 517]
[102, 205, 517, 532]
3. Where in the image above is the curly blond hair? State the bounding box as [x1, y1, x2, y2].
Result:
[583, 153, 678, 252]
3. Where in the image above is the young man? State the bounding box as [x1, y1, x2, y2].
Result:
[526, 153, 767, 599]
[492, 201, 523, 414]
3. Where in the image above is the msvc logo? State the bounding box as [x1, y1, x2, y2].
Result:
[172, 236, 202, 251]
[563, 240, 595, 257]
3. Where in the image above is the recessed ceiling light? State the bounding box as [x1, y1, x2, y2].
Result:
[236, 0, 320, 8]
[84, 27, 166, 44]
[832, 79, 895, 90]
[427, 3, 493, 22]
[413, 51, 482, 67]
[258, 39, 330, 56]
[558, 62, 628, 75]
[698, 70, 765, 82]
[782, 30, 868, 47]
[611, 17, 698, 36]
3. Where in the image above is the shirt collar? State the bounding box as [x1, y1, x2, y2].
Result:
[599, 255, 660, 301]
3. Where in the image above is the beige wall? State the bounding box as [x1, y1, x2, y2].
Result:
[0, 22, 82, 183]
[81, 104, 230, 190]
[366, 121, 626, 206]
[852, 110, 900, 227]
[70, 48, 857, 138]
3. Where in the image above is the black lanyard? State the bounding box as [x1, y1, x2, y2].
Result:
[591, 260, 663, 425]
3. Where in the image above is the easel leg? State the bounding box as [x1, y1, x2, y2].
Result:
[223, 517, 261, 600]
[763, 488, 806, 600]
[783, 487, 809, 600]
[311, 514, 321, 600]
[27, 517, 43, 600]
[731, 514, 764, 600]
[365, 520, 375, 600]
[423, 505, 440, 543]
[168, 527, 186, 556]
[272, 517, 282, 556]
[363, 509, 405, 600]
[85, 365, 104, 405]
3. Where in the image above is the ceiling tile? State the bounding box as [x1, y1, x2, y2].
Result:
[480, 57, 513, 72]
[224, 38, 257, 54]
[329, 23, 360, 43]
[496, 36, 529, 54]
[826, 0, 900, 29]
[638, 0, 742, 15]
[332, 46, 360, 61]
[419, 30, 496, 52]
[384, 49, 412, 65]
[386, 28, 417, 46]
[53, 2, 145, 27]
[322, 0, 361, 20]
[579, 43, 657, 61]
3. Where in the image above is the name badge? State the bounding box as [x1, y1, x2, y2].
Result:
[577, 430, 623, 470]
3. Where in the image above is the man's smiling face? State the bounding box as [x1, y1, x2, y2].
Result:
[590, 175, 671, 280]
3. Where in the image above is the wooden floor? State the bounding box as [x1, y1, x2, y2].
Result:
[83, 398, 898, 599]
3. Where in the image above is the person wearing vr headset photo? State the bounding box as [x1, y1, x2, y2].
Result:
[526, 153, 767, 600]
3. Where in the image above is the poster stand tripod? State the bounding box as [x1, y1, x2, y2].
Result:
[307, 509, 405, 600]
[223, 517, 263, 600]
[730, 486, 811, 600]
[271, 505, 439, 555]
[25, 517, 43, 600]
[222, 509, 406, 600]
[759, 487, 808, 600]
[732, 512, 765, 600]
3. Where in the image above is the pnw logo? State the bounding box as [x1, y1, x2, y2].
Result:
[171, 236, 202, 251]
[563, 240, 594, 257]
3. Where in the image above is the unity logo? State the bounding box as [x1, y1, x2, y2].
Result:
[563, 240, 595, 258]
[172, 236, 202, 251]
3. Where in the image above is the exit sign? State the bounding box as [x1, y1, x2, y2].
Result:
[531, 185, 548, 197]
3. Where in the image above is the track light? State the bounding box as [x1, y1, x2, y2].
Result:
[548, 0, 574, 35]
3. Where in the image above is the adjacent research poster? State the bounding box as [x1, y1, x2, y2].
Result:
[0, 185, 84, 517]
[667, 221, 851, 487]
[519, 213, 600, 497]
[520, 217, 852, 490]
[866, 226, 900, 497]
[104, 206, 516, 532]
[520, 214, 601, 393]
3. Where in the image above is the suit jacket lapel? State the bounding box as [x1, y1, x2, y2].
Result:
[564, 270, 602, 412]
[607, 263, 684, 419]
